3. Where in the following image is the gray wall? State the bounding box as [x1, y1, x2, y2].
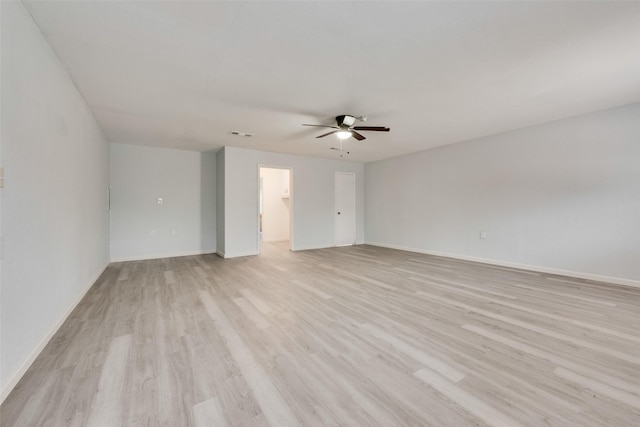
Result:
[109, 143, 216, 261]
[216, 148, 226, 256]
[222, 146, 365, 257]
[201, 150, 217, 253]
[365, 103, 640, 285]
[1, 1, 110, 399]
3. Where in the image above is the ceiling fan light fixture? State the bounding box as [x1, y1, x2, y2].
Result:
[302, 114, 389, 142]
[336, 130, 352, 140]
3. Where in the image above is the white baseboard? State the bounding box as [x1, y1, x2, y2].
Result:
[216, 250, 226, 258]
[291, 244, 331, 252]
[0, 262, 109, 404]
[223, 250, 259, 259]
[291, 242, 365, 252]
[291, 240, 367, 252]
[365, 241, 640, 289]
[110, 250, 216, 263]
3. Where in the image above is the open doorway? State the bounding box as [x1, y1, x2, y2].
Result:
[258, 166, 292, 253]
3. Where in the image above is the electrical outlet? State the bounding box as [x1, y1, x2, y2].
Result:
[480, 231, 487, 239]
[170, 227, 176, 236]
[149, 229, 156, 237]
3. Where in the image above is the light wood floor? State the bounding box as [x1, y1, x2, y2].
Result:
[2, 243, 639, 426]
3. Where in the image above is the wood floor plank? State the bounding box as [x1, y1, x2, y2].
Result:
[199, 291, 299, 427]
[2, 242, 639, 426]
[192, 397, 228, 427]
[240, 288, 273, 315]
[233, 297, 271, 329]
[420, 291, 640, 365]
[414, 368, 525, 427]
[359, 323, 466, 383]
[85, 334, 131, 427]
[553, 367, 640, 411]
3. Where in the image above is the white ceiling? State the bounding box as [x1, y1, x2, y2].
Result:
[24, 1, 640, 162]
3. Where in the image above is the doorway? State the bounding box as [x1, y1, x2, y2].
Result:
[259, 167, 292, 253]
[335, 172, 356, 246]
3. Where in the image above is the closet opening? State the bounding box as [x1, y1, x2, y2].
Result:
[258, 166, 292, 254]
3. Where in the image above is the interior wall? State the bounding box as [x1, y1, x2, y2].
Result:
[223, 146, 364, 258]
[1, 1, 110, 400]
[260, 167, 290, 243]
[365, 102, 640, 285]
[0, 3, 4, 391]
[200, 150, 217, 253]
[216, 147, 225, 256]
[110, 143, 216, 261]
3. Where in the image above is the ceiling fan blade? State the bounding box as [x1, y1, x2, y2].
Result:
[303, 124, 338, 129]
[316, 130, 339, 138]
[352, 126, 390, 132]
[351, 131, 366, 141]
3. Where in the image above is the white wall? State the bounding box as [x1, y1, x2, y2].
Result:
[201, 150, 217, 253]
[222, 146, 364, 257]
[110, 143, 216, 261]
[216, 148, 225, 256]
[0, 4, 4, 388]
[365, 103, 640, 285]
[260, 168, 290, 243]
[1, 1, 110, 400]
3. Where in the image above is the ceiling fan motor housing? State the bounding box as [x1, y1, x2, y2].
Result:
[336, 115, 357, 127]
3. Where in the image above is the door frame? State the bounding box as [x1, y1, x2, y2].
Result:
[257, 165, 294, 253]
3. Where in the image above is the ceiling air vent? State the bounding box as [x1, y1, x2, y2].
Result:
[230, 131, 254, 137]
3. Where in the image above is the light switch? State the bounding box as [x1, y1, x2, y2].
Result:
[149, 229, 156, 237]
[157, 197, 163, 205]
[170, 227, 176, 236]
[480, 231, 487, 239]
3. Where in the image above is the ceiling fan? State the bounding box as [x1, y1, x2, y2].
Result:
[302, 115, 390, 141]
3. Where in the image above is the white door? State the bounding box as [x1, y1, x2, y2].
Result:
[335, 172, 356, 246]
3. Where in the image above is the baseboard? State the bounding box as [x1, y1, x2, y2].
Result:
[223, 250, 259, 259]
[291, 242, 365, 252]
[216, 250, 226, 258]
[0, 261, 109, 404]
[291, 244, 332, 252]
[110, 250, 216, 263]
[365, 241, 640, 289]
